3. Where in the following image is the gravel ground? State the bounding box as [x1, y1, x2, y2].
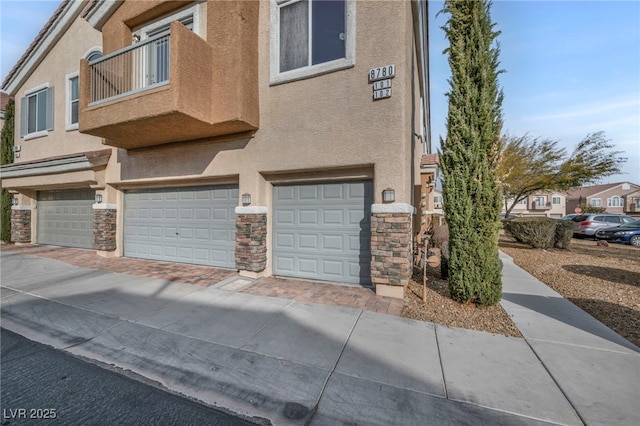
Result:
[402, 235, 640, 348]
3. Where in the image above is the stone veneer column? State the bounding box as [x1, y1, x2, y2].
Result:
[235, 206, 267, 275]
[370, 203, 414, 299]
[11, 206, 32, 243]
[93, 204, 117, 251]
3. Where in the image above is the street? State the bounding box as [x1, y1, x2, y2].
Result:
[0, 328, 262, 426]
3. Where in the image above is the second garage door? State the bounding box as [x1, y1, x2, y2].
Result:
[273, 181, 372, 285]
[124, 185, 237, 268]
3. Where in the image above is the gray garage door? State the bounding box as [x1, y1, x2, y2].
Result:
[37, 189, 95, 249]
[124, 185, 238, 268]
[273, 181, 372, 285]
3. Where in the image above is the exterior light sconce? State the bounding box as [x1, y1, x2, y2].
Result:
[242, 193, 251, 206]
[11, 196, 18, 206]
[95, 194, 103, 203]
[132, 34, 141, 43]
[382, 188, 395, 203]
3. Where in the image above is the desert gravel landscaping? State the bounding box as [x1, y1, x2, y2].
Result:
[403, 234, 640, 348]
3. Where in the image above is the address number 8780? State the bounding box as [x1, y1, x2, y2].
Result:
[369, 65, 395, 82]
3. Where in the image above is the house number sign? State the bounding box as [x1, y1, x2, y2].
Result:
[369, 64, 395, 100]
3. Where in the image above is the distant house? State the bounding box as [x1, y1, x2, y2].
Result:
[503, 192, 566, 218]
[566, 182, 640, 218]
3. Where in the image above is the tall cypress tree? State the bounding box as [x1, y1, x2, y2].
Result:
[439, 0, 504, 305]
[1, 99, 15, 243]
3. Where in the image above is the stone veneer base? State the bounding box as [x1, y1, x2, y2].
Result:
[236, 212, 267, 273]
[371, 211, 413, 299]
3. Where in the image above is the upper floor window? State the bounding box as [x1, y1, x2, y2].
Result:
[552, 196, 561, 205]
[66, 72, 79, 130]
[607, 196, 622, 207]
[535, 196, 546, 205]
[516, 197, 527, 205]
[590, 198, 602, 207]
[271, 0, 355, 84]
[133, 5, 199, 87]
[20, 85, 54, 139]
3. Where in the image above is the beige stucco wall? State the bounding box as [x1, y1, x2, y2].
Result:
[13, 17, 104, 163]
[105, 0, 418, 206]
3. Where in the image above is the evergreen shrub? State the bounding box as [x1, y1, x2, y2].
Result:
[506, 217, 557, 249]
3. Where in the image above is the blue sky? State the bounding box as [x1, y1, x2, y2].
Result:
[1, 0, 639, 184]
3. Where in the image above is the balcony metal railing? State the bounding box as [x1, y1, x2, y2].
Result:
[89, 33, 170, 105]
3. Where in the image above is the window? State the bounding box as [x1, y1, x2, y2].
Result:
[271, 0, 355, 84]
[434, 195, 442, 204]
[552, 196, 561, 205]
[607, 196, 622, 207]
[590, 198, 602, 207]
[66, 72, 79, 130]
[535, 196, 546, 205]
[514, 197, 527, 205]
[135, 5, 198, 87]
[20, 85, 54, 138]
[603, 216, 621, 224]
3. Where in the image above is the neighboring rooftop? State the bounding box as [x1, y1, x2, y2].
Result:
[566, 182, 640, 200]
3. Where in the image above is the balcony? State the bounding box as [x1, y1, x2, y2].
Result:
[531, 201, 552, 210]
[79, 21, 258, 149]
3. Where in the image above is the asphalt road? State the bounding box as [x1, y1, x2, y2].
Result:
[0, 328, 262, 426]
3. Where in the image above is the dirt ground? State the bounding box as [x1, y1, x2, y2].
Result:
[402, 235, 640, 348]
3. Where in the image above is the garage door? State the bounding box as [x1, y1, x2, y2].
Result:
[124, 185, 238, 268]
[273, 181, 372, 285]
[37, 189, 95, 249]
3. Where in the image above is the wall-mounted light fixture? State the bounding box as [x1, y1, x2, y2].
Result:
[132, 34, 141, 43]
[242, 193, 251, 206]
[11, 196, 18, 206]
[382, 188, 395, 203]
[95, 194, 102, 203]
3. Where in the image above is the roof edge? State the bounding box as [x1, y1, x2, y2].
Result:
[84, 0, 123, 30]
[2, 1, 88, 95]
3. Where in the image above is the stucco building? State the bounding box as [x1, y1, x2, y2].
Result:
[1, 0, 434, 299]
[566, 182, 640, 218]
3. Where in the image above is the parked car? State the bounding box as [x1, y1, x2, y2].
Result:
[595, 221, 640, 247]
[560, 214, 579, 220]
[571, 214, 637, 238]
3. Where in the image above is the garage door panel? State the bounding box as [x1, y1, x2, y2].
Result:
[323, 234, 344, 251]
[124, 185, 237, 268]
[323, 184, 343, 199]
[273, 181, 372, 285]
[299, 234, 319, 250]
[323, 209, 343, 225]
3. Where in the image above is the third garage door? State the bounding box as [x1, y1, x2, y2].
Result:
[124, 185, 237, 268]
[273, 181, 372, 285]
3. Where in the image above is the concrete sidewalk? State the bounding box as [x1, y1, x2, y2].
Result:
[1, 250, 638, 425]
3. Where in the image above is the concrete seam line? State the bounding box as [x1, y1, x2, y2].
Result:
[521, 336, 587, 426]
[304, 309, 364, 425]
[238, 299, 296, 349]
[434, 324, 449, 399]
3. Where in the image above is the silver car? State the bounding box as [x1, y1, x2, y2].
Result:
[572, 214, 637, 238]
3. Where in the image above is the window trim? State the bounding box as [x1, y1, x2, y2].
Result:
[65, 72, 79, 131]
[607, 196, 622, 207]
[270, 0, 356, 85]
[20, 82, 53, 140]
[133, 3, 200, 39]
[590, 198, 602, 207]
[552, 196, 561, 205]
